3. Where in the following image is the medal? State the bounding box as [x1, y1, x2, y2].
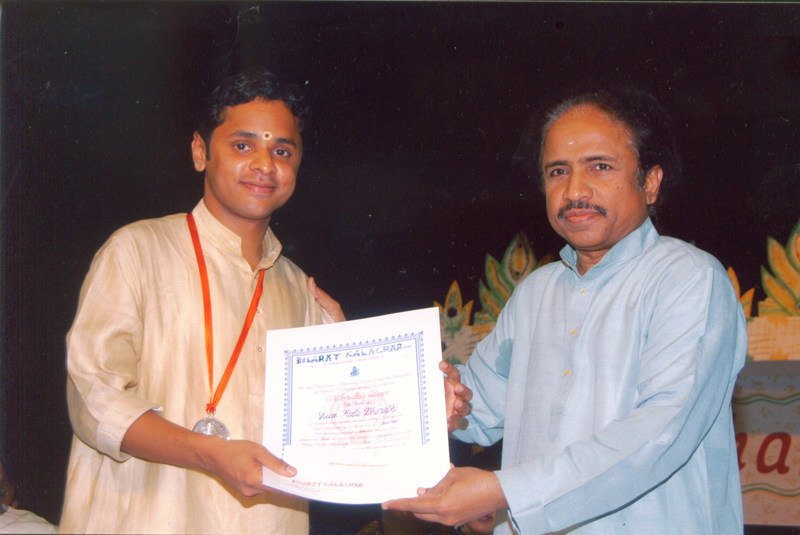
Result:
[187, 213, 265, 440]
[192, 414, 231, 440]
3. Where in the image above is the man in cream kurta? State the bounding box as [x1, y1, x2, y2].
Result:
[60, 69, 340, 533]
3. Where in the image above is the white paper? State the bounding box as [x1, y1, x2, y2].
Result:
[261, 307, 450, 503]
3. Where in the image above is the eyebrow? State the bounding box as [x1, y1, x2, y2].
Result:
[581, 154, 617, 163]
[542, 159, 568, 171]
[543, 154, 617, 169]
[228, 130, 298, 147]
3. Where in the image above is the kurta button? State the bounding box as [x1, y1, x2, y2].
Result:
[570, 329, 575, 335]
[565, 370, 571, 376]
[257, 346, 263, 352]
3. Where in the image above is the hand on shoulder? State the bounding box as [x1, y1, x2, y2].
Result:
[308, 277, 346, 322]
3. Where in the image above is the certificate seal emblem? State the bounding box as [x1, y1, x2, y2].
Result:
[192, 415, 231, 440]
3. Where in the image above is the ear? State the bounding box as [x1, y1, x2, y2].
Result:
[191, 132, 207, 172]
[643, 165, 663, 205]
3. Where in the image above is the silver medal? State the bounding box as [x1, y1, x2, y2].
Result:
[192, 414, 231, 440]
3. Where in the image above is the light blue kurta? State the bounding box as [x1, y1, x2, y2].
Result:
[453, 219, 746, 534]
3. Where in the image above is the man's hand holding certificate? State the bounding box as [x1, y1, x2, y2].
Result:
[261, 307, 455, 503]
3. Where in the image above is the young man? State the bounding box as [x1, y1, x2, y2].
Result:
[60, 69, 342, 533]
[385, 88, 747, 534]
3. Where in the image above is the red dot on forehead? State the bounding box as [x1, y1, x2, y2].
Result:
[263, 132, 272, 139]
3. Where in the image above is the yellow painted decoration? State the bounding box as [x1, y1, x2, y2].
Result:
[510, 240, 529, 276]
[758, 219, 800, 319]
[766, 237, 800, 299]
[758, 296, 789, 317]
[485, 255, 512, 301]
[502, 233, 537, 284]
[476, 280, 504, 324]
[727, 267, 754, 318]
[740, 288, 755, 319]
[762, 267, 799, 316]
[474, 233, 552, 324]
[791, 230, 800, 269]
[435, 281, 474, 335]
[436, 232, 550, 361]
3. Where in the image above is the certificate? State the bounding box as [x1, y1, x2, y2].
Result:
[261, 307, 450, 503]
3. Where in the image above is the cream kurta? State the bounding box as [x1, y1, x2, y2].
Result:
[60, 201, 330, 534]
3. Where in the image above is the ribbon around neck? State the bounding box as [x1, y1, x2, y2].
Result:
[187, 213, 265, 415]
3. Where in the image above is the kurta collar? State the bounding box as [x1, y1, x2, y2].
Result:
[559, 218, 659, 280]
[191, 200, 283, 271]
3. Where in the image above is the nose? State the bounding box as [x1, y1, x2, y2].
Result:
[250, 149, 276, 175]
[563, 170, 592, 202]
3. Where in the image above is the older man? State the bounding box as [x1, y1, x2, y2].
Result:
[385, 88, 747, 534]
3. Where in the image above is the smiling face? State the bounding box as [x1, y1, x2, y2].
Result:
[191, 98, 302, 236]
[541, 104, 662, 273]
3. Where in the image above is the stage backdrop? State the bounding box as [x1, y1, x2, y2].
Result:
[3, 2, 800, 528]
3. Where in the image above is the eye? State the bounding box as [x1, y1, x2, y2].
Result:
[547, 168, 567, 178]
[233, 142, 251, 152]
[594, 162, 613, 171]
[274, 148, 292, 158]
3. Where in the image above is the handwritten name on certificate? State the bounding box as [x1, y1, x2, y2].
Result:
[261, 307, 450, 503]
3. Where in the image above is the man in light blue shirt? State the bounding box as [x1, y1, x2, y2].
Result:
[385, 88, 747, 533]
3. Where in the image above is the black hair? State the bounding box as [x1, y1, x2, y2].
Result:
[515, 87, 681, 216]
[195, 68, 308, 155]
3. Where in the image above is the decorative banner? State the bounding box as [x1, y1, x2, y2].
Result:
[734, 361, 800, 526]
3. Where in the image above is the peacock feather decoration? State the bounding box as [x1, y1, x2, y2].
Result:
[435, 232, 553, 364]
[474, 233, 552, 324]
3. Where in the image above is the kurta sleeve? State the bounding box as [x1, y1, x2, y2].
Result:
[66, 230, 161, 462]
[496, 263, 746, 533]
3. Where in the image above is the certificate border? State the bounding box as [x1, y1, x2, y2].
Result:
[280, 332, 431, 455]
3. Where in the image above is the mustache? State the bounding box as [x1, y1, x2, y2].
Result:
[557, 199, 608, 219]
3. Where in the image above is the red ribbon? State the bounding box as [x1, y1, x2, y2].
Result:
[187, 213, 265, 415]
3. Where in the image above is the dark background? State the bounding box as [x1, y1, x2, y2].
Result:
[2, 1, 800, 529]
